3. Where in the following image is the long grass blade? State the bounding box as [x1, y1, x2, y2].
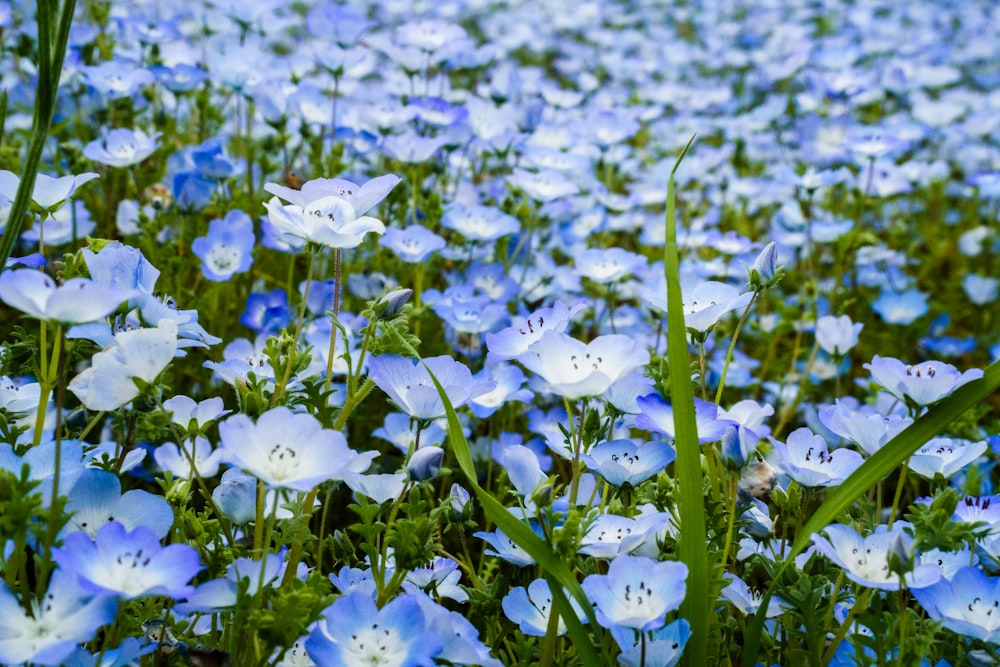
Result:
[662, 135, 709, 667]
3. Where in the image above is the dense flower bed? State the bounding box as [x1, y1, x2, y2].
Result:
[1, 0, 999, 665]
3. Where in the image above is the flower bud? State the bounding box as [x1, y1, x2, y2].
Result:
[748, 241, 783, 291]
[407, 445, 444, 481]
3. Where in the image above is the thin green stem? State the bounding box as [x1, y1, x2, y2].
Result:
[714, 293, 757, 405]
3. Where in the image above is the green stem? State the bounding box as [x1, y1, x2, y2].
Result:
[714, 293, 757, 405]
[323, 248, 342, 396]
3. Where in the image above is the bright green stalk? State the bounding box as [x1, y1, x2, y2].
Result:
[0, 0, 78, 268]
[662, 135, 708, 667]
[741, 358, 1000, 666]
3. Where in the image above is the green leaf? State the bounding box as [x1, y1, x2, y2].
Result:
[740, 357, 1000, 666]
[662, 135, 710, 667]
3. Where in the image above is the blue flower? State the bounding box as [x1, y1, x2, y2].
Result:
[582, 554, 687, 631]
[367, 354, 493, 420]
[810, 523, 941, 591]
[0, 269, 131, 324]
[770, 427, 863, 487]
[636, 395, 734, 443]
[191, 209, 256, 282]
[583, 439, 675, 487]
[0, 569, 117, 666]
[218, 407, 376, 492]
[240, 288, 291, 334]
[63, 468, 174, 539]
[380, 224, 446, 263]
[912, 567, 1000, 642]
[305, 591, 443, 666]
[872, 288, 928, 325]
[502, 578, 588, 636]
[441, 203, 520, 242]
[612, 619, 691, 667]
[82, 128, 160, 168]
[53, 521, 202, 599]
[865, 355, 983, 409]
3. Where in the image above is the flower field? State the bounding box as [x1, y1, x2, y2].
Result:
[1, 0, 999, 665]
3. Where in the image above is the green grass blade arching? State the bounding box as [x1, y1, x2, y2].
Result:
[662, 135, 709, 667]
[392, 329, 603, 665]
[740, 358, 1000, 666]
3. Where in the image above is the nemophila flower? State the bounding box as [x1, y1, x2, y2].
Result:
[0, 569, 117, 666]
[379, 224, 446, 263]
[240, 288, 291, 334]
[517, 331, 649, 399]
[815, 314, 863, 356]
[177, 550, 293, 613]
[173, 170, 215, 210]
[427, 287, 508, 335]
[578, 511, 673, 559]
[373, 412, 446, 454]
[407, 446, 444, 481]
[68, 319, 178, 411]
[468, 364, 533, 418]
[154, 437, 224, 479]
[912, 567, 1000, 643]
[191, 209, 255, 281]
[53, 521, 201, 599]
[440, 203, 520, 242]
[343, 471, 408, 504]
[163, 395, 229, 435]
[0, 268, 131, 323]
[613, 619, 691, 667]
[383, 132, 450, 164]
[22, 200, 96, 246]
[0, 170, 98, 215]
[583, 439, 675, 487]
[212, 469, 296, 525]
[817, 400, 912, 455]
[64, 468, 173, 539]
[306, 591, 443, 667]
[770, 427, 863, 487]
[401, 558, 468, 603]
[263, 195, 385, 249]
[582, 554, 687, 631]
[502, 578, 588, 637]
[909, 438, 988, 480]
[367, 354, 493, 420]
[83, 128, 160, 167]
[872, 288, 928, 325]
[645, 280, 753, 334]
[503, 443, 547, 500]
[720, 424, 762, 470]
[0, 440, 84, 506]
[409, 592, 503, 667]
[475, 526, 536, 567]
[810, 523, 940, 591]
[721, 575, 786, 617]
[575, 247, 646, 283]
[80, 60, 154, 98]
[953, 496, 1000, 532]
[63, 636, 155, 666]
[962, 274, 1000, 305]
[218, 407, 376, 491]
[205, 336, 277, 388]
[635, 395, 734, 443]
[508, 167, 581, 202]
[865, 355, 983, 408]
